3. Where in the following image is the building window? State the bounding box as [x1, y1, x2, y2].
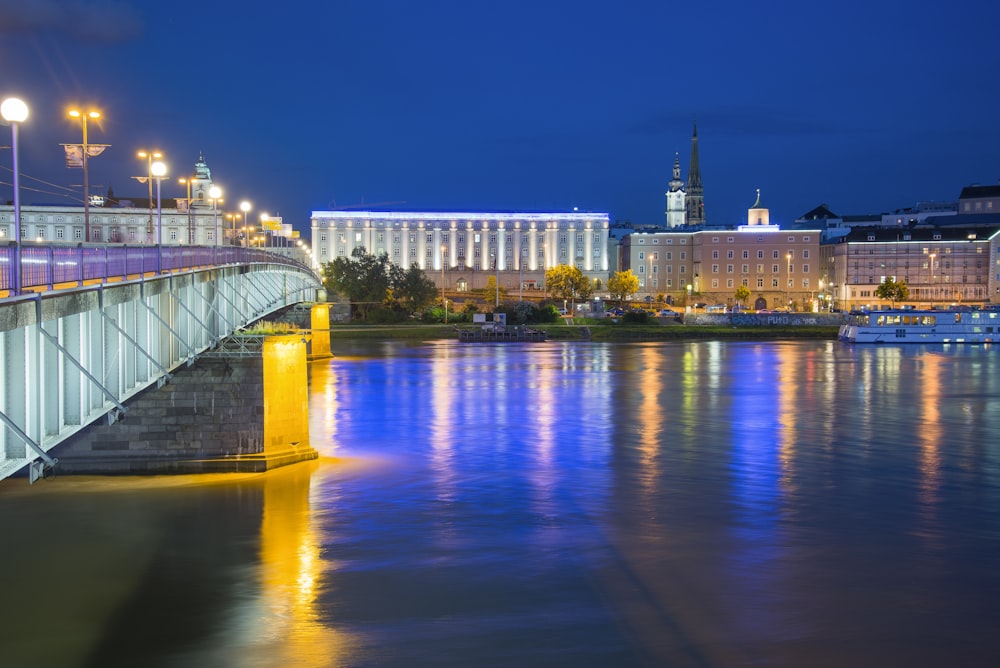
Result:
[712, 250, 719, 259]
[803, 264, 809, 273]
[727, 264, 734, 273]
[712, 264, 719, 273]
[742, 250, 749, 259]
[803, 250, 810, 259]
[742, 264, 749, 273]
[773, 264, 779, 273]
[758, 278, 764, 288]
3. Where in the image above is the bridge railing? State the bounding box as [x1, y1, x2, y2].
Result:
[1, 244, 316, 293]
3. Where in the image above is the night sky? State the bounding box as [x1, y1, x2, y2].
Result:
[2, 0, 999, 240]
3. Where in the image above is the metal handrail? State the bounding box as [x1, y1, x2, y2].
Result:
[0, 243, 317, 295]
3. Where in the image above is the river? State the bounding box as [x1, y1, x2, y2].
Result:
[2, 340, 999, 667]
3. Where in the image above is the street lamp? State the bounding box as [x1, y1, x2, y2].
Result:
[928, 252, 936, 307]
[240, 201, 252, 248]
[786, 252, 792, 310]
[68, 108, 102, 241]
[491, 251, 499, 308]
[177, 175, 196, 243]
[2, 97, 28, 295]
[136, 149, 163, 239]
[208, 185, 222, 246]
[151, 161, 167, 267]
[440, 244, 447, 322]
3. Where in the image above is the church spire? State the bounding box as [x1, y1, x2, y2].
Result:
[685, 120, 705, 225]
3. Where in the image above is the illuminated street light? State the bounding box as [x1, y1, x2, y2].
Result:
[2, 97, 28, 295]
[208, 185, 223, 246]
[240, 201, 252, 248]
[786, 252, 792, 310]
[67, 107, 103, 240]
[177, 175, 196, 243]
[151, 160, 167, 271]
[136, 149, 162, 240]
[441, 244, 447, 323]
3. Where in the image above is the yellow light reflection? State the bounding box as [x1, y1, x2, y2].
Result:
[636, 345, 664, 492]
[916, 353, 943, 545]
[775, 346, 801, 496]
[255, 461, 356, 665]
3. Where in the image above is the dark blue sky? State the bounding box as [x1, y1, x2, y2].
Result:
[3, 0, 999, 239]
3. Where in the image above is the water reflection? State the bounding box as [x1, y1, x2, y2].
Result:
[3, 341, 1000, 667]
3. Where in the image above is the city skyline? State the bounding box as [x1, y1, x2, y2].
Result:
[2, 1, 999, 235]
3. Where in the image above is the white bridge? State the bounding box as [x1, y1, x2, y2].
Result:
[0, 246, 322, 482]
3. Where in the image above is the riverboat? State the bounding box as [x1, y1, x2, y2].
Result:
[457, 325, 547, 343]
[838, 308, 1000, 344]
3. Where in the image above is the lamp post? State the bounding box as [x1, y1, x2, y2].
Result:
[150, 161, 167, 272]
[136, 149, 163, 240]
[440, 244, 447, 322]
[68, 108, 102, 241]
[928, 253, 936, 307]
[177, 175, 195, 243]
[786, 252, 792, 310]
[2, 97, 28, 295]
[648, 254, 654, 303]
[240, 201, 252, 248]
[208, 186, 222, 246]
[491, 251, 499, 308]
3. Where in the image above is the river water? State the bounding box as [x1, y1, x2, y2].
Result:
[2, 340, 1000, 667]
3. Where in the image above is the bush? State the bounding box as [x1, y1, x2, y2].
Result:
[621, 310, 654, 325]
[366, 307, 407, 324]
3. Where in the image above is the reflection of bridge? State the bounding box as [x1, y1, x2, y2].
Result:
[0, 245, 322, 481]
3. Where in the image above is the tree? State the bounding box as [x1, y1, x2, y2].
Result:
[607, 270, 639, 306]
[390, 263, 439, 314]
[875, 277, 909, 307]
[734, 284, 751, 308]
[545, 264, 589, 311]
[321, 247, 392, 319]
[322, 249, 438, 319]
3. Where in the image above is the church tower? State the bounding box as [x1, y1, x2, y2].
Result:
[685, 121, 705, 225]
[189, 152, 214, 208]
[747, 189, 770, 226]
[665, 153, 686, 228]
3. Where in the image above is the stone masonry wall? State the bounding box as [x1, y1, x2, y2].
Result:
[54, 358, 266, 474]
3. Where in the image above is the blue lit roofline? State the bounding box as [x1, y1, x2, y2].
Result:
[310, 211, 610, 224]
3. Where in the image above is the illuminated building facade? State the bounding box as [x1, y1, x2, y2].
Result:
[820, 225, 1000, 311]
[0, 155, 228, 246]
[624, 190, 823, 310]
[310, 210, 610, 293]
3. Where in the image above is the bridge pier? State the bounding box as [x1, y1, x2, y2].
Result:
[50, 335, 318, 474]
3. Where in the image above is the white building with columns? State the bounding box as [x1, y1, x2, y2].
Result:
[310, 210, 610, 294]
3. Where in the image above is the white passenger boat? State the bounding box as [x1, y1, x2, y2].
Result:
[839, 308, 1000, 343]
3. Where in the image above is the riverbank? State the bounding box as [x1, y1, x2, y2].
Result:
[325, 322, 841, 342]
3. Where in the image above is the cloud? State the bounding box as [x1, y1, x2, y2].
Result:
[0, 0, 143, 43]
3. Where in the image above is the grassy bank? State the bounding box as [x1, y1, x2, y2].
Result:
[325, 322, 841, 342]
